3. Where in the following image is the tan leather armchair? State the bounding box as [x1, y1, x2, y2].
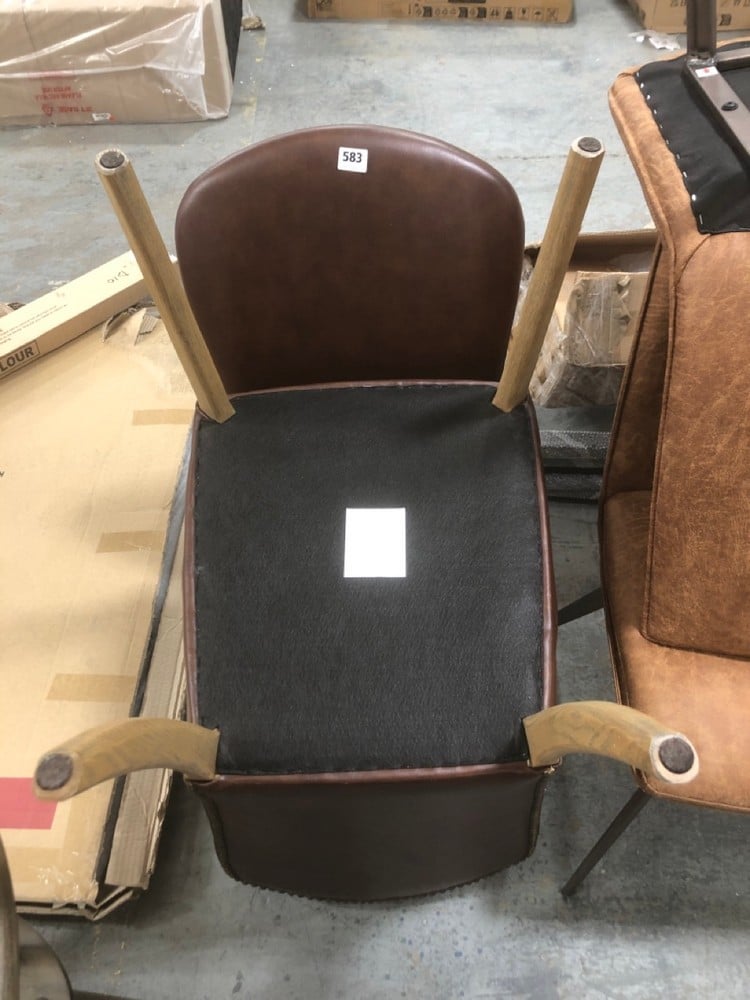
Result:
[562, 48, 750, 895]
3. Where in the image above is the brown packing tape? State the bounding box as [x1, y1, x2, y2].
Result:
[96, 530, 166, 554]
[132, 409, 194, 425]
[47, 674, 135, 704]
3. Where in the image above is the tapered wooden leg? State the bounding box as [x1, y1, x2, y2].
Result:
[95, 149, 234, 425]
[493, 136, 605, 412]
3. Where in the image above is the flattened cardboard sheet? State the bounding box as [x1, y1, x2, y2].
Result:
[0, 316, 194, 916]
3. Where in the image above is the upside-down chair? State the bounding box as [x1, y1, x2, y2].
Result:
[34, 126, 697, 900]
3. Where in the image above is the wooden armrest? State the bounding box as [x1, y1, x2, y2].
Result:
[523, 701, 699, 784]
[34, 719, 219, 801]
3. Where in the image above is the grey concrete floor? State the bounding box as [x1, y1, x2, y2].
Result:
[3, 0, 749, 997]
[1, 0, 659, 303]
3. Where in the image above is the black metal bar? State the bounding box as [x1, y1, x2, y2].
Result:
[684, 0, 750, 166]
[686, 0, 716, 61]
[684, 59, 750, 165]
[715, 48, 750, 72]
[557, 587, 604, 626]
[561, 787, 651, 898]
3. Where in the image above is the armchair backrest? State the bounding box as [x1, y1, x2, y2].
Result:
[175, 125, 524, 394]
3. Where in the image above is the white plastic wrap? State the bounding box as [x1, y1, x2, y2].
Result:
[0, 0, 233, 125]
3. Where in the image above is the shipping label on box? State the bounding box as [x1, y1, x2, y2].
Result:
[0, 251, 147, 380]
[627, 0, 750, 32]
[308, 0, 572, 22]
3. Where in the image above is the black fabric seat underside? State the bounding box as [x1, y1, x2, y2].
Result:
[636, 48, 750, 234]
[190, 384, 546, 776]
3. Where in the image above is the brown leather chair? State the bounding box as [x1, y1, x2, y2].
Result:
[562, 50, 750, 894]
[34, 126, 697, 901]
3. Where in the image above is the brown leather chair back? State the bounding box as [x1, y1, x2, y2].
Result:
[175, 125, 524, 394]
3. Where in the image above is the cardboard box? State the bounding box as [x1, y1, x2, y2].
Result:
[529, 230, 656, 408]
[0, 252, 148, 380]
[0, 0, 234, 126]
[0, 315, 195, 917]
[308, 0, 572, 24]
[626, 0, 750, 32]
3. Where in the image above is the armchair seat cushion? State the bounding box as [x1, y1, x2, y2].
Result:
[185, 382, 552, 777]
[602, 491, 750, 813]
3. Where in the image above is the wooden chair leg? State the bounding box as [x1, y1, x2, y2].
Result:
[561, 787, 651, 897]
[493, 136, 605, 412]
[557, 587, 604, 625]
[95, 150, 234, 425]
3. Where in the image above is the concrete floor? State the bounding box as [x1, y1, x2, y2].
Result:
[3, 0, 749, 997]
